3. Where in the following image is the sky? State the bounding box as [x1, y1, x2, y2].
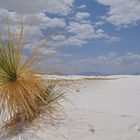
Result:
[0, 0, 140, 75]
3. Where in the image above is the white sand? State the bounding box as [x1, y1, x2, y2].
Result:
[13, 75, 140, 140]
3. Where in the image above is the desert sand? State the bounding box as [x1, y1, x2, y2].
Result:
[12, 75, 140, 140]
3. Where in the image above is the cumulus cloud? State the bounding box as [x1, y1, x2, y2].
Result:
[0, 9, 66, 27]
[0, 8, 66, 41]
[24, 12, 66, 27]
[0, 0, 70, 40]
[0, 8, 67, 56]
[63, 37, 87, 46]
[46, 21, 120, 47]
[97, 0, 140, 26]
[67, 22, 95, 39]
[75, 12, 90, 20]
[0, 0, 74, 15]
[66, 22, 120, 44]
[0, 0, 121, 56]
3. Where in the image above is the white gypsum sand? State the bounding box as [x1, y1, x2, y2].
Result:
[9, 75, 140, 140]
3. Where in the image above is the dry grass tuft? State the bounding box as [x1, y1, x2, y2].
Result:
[0, 24, 67, 138]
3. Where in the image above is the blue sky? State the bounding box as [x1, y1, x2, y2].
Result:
[0, 0, 140, 75]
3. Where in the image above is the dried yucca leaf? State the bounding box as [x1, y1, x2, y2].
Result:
[0, 24, 67, 139]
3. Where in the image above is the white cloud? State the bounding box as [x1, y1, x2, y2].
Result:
[0, 0, 121, 52]
[56, 52, 140, 74]
[67, 22, 95, 40]
[0, 9, 66, 28]
[46, 21, 120, 48]
[47, 34, 87, 47]
[96, 29, 104, 34]
[24, 40, 59, 58]
[78, 5, 86, 9]
[95, 21, 105, 27]
[75, 12, 90, 20]
[38, 48, 58, 56]
[0, 0, 74, 15]
[66, 22, 120, 44]
[0, 8, 66, 42]
[0, 8, 67, 56]
[24, 12, 66, 27]
[64, 22, 95, 46]
[97, 0, 140, 26]
[0, 8, 18, 23]
[63, 37, 87, 46]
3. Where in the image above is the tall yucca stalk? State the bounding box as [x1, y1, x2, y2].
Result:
[0, 24, 66, 138]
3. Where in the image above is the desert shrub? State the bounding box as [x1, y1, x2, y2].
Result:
[0, 23, 66, 138]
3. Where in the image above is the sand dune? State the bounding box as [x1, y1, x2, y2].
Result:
[12, 75, 140, 140]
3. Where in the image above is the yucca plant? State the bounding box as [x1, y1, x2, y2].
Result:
[0, 80, 66, 139]
[0, 24, 66, 138]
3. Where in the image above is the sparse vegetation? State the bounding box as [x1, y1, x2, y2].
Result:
[0, 23, 66, 138]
